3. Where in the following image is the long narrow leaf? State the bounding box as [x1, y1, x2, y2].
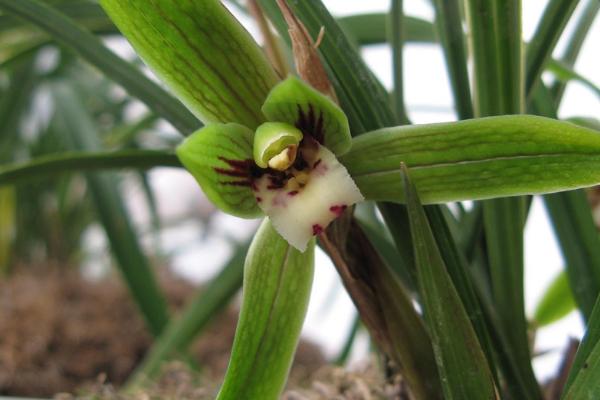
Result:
[337, 13, 436, 46]
[0, 186, 15, 274]
[321, 216, 441, 400]
[432, 0, 473, 119]
[0, 150, 180, 186]
[129, 239, 250, 385]
[525, 0, 580, 98]
[547, 60, 600, 99]
[466, 1, 540, 398]
[533, 270, 577, 327]
[402, 164, 496, 400]
[53, 83, 170, 336]
[389, 0, 409, 124]
[549, 0, 600, 105]
[563, 296, 600, 398]
[544, 191, 600, 319]
[531, 85, 600, 320]
[0, 0, 199, 134]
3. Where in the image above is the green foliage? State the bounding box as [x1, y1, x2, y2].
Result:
[343, 115, 600, 204]
[1, 0, 600, 399]
[403, 164, 496, 399]
[533, 270, 577, 327]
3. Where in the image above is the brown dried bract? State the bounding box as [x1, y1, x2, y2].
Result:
[276, 0, 338, 102]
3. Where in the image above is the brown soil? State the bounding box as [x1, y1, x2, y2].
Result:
[59, 361, 408, 400]
[0, 265, 326, 398]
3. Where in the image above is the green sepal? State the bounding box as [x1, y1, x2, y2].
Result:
[100, 0, 279, 129]
[262, 76, 352, 155]
[217, 219, 315, 400]
[342, 115, 600, 204]
[176, 123, 261, 218]
[253, 122, 303, 168]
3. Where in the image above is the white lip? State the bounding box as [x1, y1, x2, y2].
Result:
[255, 142, 364, 252]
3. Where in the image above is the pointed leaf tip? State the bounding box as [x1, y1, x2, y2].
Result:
[401, 164, 497, 400]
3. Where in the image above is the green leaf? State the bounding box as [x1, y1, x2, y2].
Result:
[530, 84, 600, 321]
[389, 0, 409, 124]
[533, 270, 577, 327]
[176, 123, 261, 219]
[337, 13, 436, 46]
[342, 115, 600, 204]
[424, 205, 498, 384]
[322, 217, 441, 400]
[129, 239, 250, 385]
[0, 150, 180, 186]
[549, 0, 600, 106]
[356, 214, 415, 292]
[0, 186, 15, 274]
[0, 0, 199, 135]
[53, 83, 170, 336]
[525, 0, 580, 98]
[567, 117, 600, 131]
[544, 190, 600, 319]
[101, 0, 279, 129]
[335, 314, 360, 365]
[217, 219, 314, 400]
[432, 0, 474, 119]
[261, 76, 352, 155]
[465, 0, 503, 116]
[401, 164, 496, 400]
[547, 60, 600, 99]
[563, 296, 600, 398]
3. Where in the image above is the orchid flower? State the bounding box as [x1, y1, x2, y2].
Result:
[176, 76, 363, 251]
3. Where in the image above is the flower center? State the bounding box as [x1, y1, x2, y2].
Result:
[268, 145, 298, 171]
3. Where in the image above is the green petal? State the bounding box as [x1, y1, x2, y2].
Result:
[101, 0, 279, 129]
[176, 123, 261, 218]
[262, 76, 351, 155]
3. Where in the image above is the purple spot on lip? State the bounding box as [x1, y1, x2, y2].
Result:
[312, 224, 323, 235]
[256, 197, 262, 202]
[288, 190, 299, 196]
[330, 205, 347, 217]
[313, 159, 322, 168]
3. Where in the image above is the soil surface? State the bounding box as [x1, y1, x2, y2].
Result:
[0, 266, 327, 398]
